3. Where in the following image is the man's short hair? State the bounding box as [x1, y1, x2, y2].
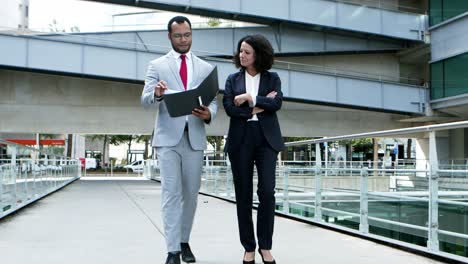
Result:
[233, 34, 274, 72]
[167, 16, 192, 33]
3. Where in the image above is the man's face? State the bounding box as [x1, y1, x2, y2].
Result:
[168, 21, 192, 54]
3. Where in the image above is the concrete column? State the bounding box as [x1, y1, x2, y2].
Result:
[415, 137, 429, 177]
[465, 128, 468, 160]
[449, 128, 465, 161]
[314, 143, 322, 221]
[427, 131, 439, 251]
[416, 131, 450, 175]
[36, 133, 40, 151]
[373, 138, 379, 176]
[324, 142, 328, 176]
[315, 143, 322, 167]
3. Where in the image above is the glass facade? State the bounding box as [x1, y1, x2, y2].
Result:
[431, 52, 468, 100]
[430, 0, 468, 26]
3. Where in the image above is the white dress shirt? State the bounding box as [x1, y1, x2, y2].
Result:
[245, 72, 260, 121]
[172, 50, 194, 122]
[171, 50, 194, 90]
[154, 50, 194, 103]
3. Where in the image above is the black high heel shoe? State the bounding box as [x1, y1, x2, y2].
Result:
[243, 251, 255, 264]
[258, 249, 276, 264]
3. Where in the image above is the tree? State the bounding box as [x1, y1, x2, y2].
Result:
[340, 138, 374, 161]
[207, 18, 221, 27]
[350, 138, 373, 153]
[70, 26, 80, 33]
[136, 135, 152, 160]
[38, 134, 66, 156]
[90, 134, 109, 166]
[67, 134, 73, 158]
[406, 138, 412, 159]
[109, 135, 137, 163]
[48, 19, 65, 33]
[48, 19, 80, 33]
[207, 136, 223, 161]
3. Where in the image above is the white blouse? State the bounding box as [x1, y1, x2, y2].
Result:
[245, 72, 260, 121]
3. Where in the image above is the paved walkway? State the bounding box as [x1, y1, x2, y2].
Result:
[0, 178, 444, 264]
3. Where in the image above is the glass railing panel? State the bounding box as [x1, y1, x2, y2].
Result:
[201, 165, 232, 198]
[143, 126, 468, 262]
[318, 167, 360, 230]
[0, 159, 15, 213]
[368, 193, 429, 244]
[0, 139, 80, 219]
[361, 165, 430, 247]
[438, 165, 468, 258]
[277, 167, 316, 219]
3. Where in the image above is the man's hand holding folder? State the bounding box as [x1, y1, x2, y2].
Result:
[192, 105, 211, 121]
[162, 66, 219, 118]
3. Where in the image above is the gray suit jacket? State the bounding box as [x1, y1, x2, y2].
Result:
[141, 51, 218, 150]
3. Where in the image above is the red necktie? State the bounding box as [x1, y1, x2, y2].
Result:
[180, 54, 187, 90]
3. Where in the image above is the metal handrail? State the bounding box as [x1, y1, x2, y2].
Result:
[285, 120, 468, 146]
[143, 118, 468, 262]
[144, 160, 468, 261]
[0, 138, 80, 220]
[0, 139, 71, 160]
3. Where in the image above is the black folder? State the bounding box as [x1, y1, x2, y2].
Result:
[164, 66, 219, 117]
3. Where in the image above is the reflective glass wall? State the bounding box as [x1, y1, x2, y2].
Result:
[431, 52, 468, 99]
[430, 0, 468, 26]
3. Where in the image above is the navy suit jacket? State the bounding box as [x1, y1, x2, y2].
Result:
[223, 70, 285, 153]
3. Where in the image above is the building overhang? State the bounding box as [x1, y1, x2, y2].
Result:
[431, 93, 468, 118]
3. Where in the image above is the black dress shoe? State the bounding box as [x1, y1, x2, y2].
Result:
[243, 251, 255, 264]
[165, 252, 181, 264]
[258, 249, 276, 264]
[180, 243, 196, 263]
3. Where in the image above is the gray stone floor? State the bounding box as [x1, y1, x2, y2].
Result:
[0, 178, 445, 264]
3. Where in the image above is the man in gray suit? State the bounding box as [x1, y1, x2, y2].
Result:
[141, 16, 217, 264]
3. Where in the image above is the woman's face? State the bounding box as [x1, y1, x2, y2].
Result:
[239, 41, 256, 70]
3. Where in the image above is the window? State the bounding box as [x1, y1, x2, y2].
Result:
[430, 62, 444, 99]
[445, 53, 468, 97]
[430, 0, 443, 25]
[430, 52, 468, 100]
[430, 0, 468, 26]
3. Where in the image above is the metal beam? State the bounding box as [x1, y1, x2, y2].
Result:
[82, 0, 427, 41]
[39, 26, 406, 57]
[0, 33, 426, 114]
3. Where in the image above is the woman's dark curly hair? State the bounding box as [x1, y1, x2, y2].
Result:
[233, 34, 274, 72]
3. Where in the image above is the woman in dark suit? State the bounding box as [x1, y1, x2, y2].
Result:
[223, 34, 284, 264]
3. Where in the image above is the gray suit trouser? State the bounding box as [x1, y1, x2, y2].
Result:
[156, 130, 203, 252]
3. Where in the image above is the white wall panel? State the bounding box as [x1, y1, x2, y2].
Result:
[0, 34, 426, 114]
[83, 46, 136, 80]
[337, 3, 381, 35]
[337, 78, 382, 108]
[290, 72, 336, 102]
[29, 39, 82, 73]
[0, 35, 27, 67]
[431, 14, 468, 62]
